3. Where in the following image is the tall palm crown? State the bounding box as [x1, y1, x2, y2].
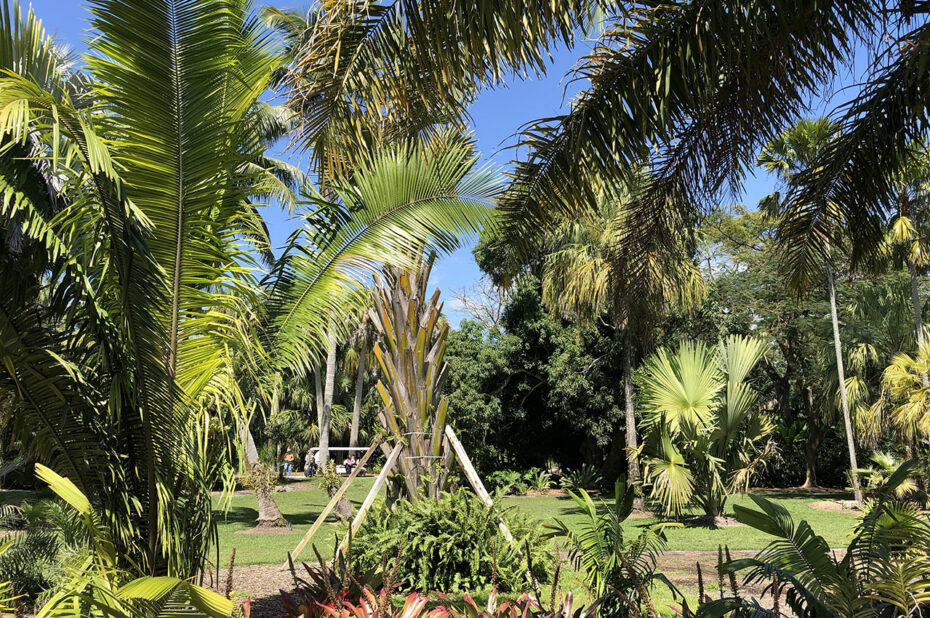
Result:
[757, 117, 844, 292]
[759, 117, 865, 503]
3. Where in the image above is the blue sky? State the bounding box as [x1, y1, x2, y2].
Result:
[28, 1, 867, 324]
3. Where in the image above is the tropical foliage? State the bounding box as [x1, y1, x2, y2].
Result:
[544, 481, 676, 617]
[351, 489, 552, 593]
[33, 464, 233, 618]
[0, 0, 496, 582]
[702, 461, 930, 617]
[640, 336, 774, 520]
[369, 257, 453, 501]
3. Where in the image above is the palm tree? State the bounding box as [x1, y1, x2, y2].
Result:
[0, 0, 288, 574]
[884, 143, 930, 358]
[497, 2, 927, 276]
[758, 118, 864, 503]
[872, 340, 930, 450]
[344, 317, 375, 453]
[264, 132, 499, 428]
[0, 0, 495, 578]
[640, 336, 774, 524]
[540, 175, 703, 509]
[320, 334, 337, 466]
[275, 0, 599, 182]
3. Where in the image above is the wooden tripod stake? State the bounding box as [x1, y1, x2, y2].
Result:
[335, 427, 514, 557]
[284, 436, 382, 568]
[284, 428, 515, 567]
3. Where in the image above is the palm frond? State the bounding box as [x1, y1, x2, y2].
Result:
[499, 0, 875, 261]
[267, 134, 499, 375]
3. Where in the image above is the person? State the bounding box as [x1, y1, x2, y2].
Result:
[345, 453, 357, 474]
[283, 450, 294, 476]
[304, 448, 315, 477]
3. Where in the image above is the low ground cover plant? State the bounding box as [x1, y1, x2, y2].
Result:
[545, 480, 678, 617]
[487, 468, 553, 495]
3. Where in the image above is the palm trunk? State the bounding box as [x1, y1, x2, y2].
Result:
[622, 324, 644, 511]
[320, 336, 337, 467]
[256, 486, 289, 528]
[825, 262, 863, 504]
[910, 262, 929, 387]
[350, 331, 367, 451]
[313, 360, 323, 437]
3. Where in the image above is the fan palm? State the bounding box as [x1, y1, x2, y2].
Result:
[640, 336, 773, 522]
[758, 118, 864, 503]
[540, 175, 703, 509]
[870, 339, 930, 449]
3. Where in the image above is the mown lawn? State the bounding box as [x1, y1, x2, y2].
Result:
[212, 479, 859, 567]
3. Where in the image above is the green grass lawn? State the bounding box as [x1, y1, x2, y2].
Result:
[212, 480, 859, 567]
[501, 489, 860, 551]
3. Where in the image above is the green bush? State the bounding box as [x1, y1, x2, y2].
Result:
[486, 469, 527, 495]
[558, 464, 602, 491]
[523, 468, 552, 492]
[0, 499, 86, 605]
[351, 489, 552, 593]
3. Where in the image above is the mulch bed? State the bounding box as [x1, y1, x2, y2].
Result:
[809, 499, 861, 513]
[210, 550, 800, 618]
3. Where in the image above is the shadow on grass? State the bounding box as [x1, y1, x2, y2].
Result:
[215, 505, 352, 528]
[217, 505, 259, 525]
[749, 488, 853, 501]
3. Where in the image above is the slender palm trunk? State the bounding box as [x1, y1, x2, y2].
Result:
[320, 336, 337, 467]
[350, 331, 367, 451]
[622, 324, 644, 511]
[313, 361, 323, 436]
[910, 262, 929, 387]
[825, 262, 863, 503]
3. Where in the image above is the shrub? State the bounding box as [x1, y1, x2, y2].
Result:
[523, 468, 552, 492]
[351, 489, 552, 593]
[0, 499, 85, 605]
[558, 465, 601, 491]
[544, 481, 674, 617]
[694, 461, 930, 617]
[487, 470, 528, 495]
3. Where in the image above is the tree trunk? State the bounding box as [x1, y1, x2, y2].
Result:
[825, 262, 863, 504]
[320, 336, 337, 467]
[800, 386, 822, 489]
[313, 361, 324, 433]
[329, 487, 354, 523]
[256, 486, 290, 528]
[910, 262, 929, 387]
[351, 331, 367, 451]
[622, 324, 644, 511]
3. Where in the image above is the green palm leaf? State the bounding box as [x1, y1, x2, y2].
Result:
[267, 133, 499, 374]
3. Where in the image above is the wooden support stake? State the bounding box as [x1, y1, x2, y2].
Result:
[444, 425, 515, 544]
[337, 442, 403, 555]
[283, 436, 382, 568]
